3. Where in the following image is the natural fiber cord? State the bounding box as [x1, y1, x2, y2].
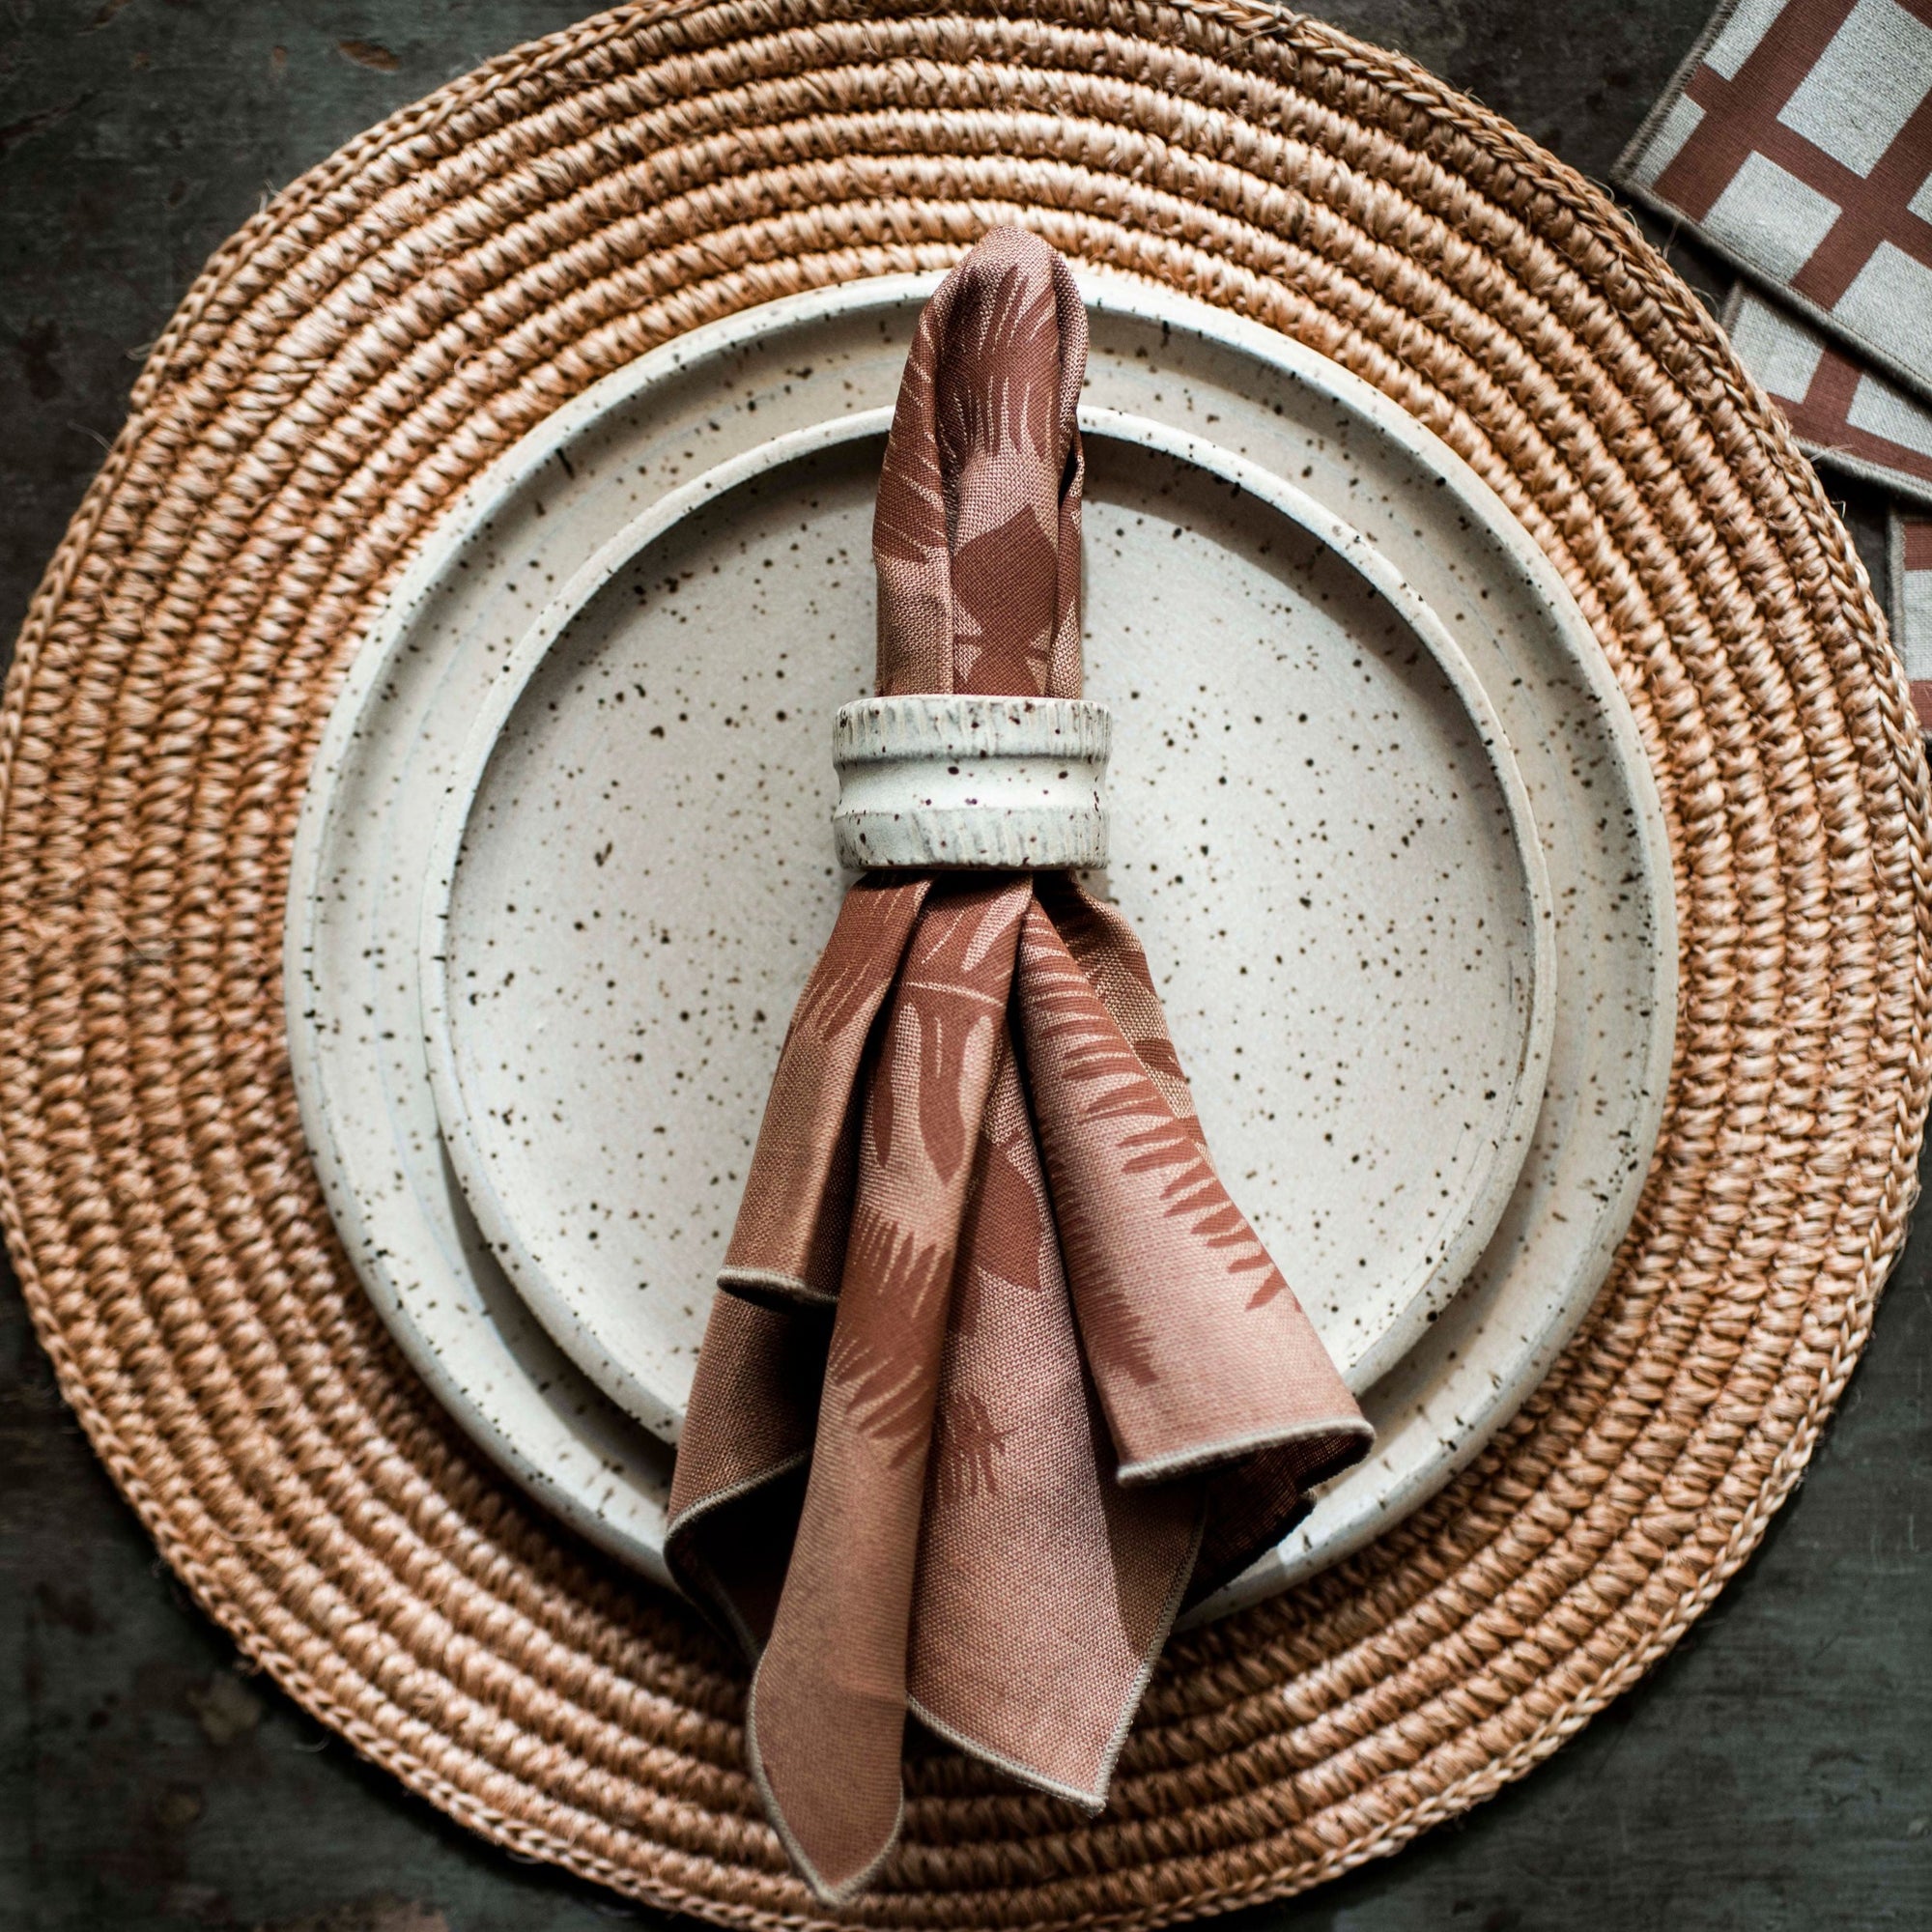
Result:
[1, 2, 1926, 1925]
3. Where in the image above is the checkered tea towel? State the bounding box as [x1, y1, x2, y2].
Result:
[1619, 0, 1932, 403]
[1888, 511, 1932, 726]
[1724, 283, 1932, 503]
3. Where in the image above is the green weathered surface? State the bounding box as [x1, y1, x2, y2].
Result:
[0, 4, 1925, 1928]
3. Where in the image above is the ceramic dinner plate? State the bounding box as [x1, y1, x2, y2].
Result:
[285, 273, 1676, 1610]
[421, 408, 1558, 1443]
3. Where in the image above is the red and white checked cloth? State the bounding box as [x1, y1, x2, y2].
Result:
[1721, 285, 1932, 730]
[1618, 0, 1932, 403]
[1723, 282, 1932, 504]
[1888, 511, 1932, 727]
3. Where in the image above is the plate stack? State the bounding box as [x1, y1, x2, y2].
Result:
[287, 271, 1677, 1622]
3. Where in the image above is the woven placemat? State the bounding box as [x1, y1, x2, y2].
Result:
[3, 2, 1927, 1923]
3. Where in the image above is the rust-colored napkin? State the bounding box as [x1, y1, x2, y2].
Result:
[667, 229, 1372, 1902]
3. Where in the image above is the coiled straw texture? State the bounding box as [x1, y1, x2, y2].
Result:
[2, 2, 1927, 1926]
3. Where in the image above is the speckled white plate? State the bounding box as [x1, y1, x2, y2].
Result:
[285, 272, 1675, 1611]
[422, 407, 1558, 1444]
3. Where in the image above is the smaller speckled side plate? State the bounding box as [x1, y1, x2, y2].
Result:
[422, 409, 1557, 1445]
[285, 274, 1675, 1611]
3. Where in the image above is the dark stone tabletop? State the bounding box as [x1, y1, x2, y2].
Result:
[0, 5, 1925, 1929]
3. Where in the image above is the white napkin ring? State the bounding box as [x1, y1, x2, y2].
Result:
[831, 696, 1111, 870]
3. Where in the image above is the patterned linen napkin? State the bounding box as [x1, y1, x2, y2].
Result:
[1888, 511, 1932, 725]
[666, 229, 1372, 1902]
[1724, 282, 1932, 505]
[1617, 0, 1932, 403]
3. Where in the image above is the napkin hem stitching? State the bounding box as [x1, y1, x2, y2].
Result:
[718, 1265, 838, 1308]
[902, 1497, 1207, 1816]
[1116, 1415, 1376, 1487]
[745, 1662, 905, 1906]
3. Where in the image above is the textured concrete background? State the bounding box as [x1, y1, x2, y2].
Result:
[1, 5, 1927, 1929]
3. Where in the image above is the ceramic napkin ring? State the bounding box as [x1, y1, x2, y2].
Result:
[831, 695, 1111, 869]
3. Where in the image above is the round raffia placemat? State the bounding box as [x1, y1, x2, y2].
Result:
[3, 1, 1928, 1923]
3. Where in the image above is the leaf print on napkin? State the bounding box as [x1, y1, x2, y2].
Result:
[828, 1205, 954, 1468]
[930, 1387, 1011, 1503]
[719, 878, 926, 1299]
[1041, 875, 1199, 1122]
[787, 878, 927, 1049]
[870, 883, 1026, 1184]
[1028, 892, 1288, 1304]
